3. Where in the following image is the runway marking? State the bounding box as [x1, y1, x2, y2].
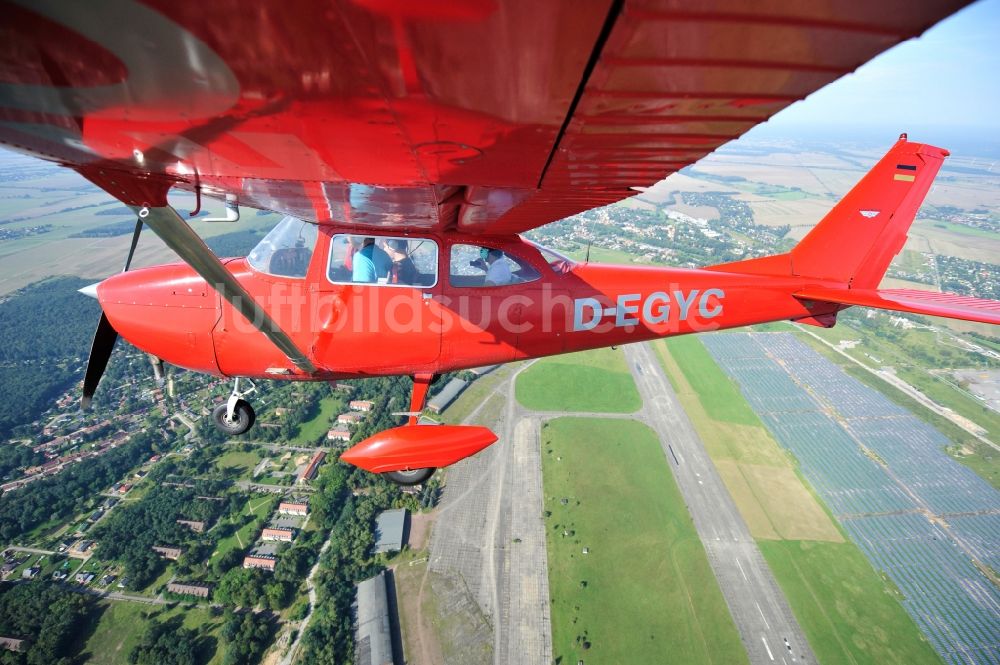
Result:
[756, 600, 771, 629]
[762, 636, 775, 661]
[735, 557, 749, 582]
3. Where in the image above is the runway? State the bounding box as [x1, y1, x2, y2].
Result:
[625, 342, 815, 665]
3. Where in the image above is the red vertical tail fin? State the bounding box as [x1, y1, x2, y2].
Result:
[707, 136, 949, 288]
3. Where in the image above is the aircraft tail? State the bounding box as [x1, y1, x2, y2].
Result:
[705, 137, 1000, 327]
[708, 135, 949, 287]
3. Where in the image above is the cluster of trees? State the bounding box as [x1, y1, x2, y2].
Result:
[94, 484, 225, 589]
[69, 219, 137, 237]
[0, 581, 92, 665]
[128, 619, 197, 665]
[0, 445, 45, 480]
[0, 431, 157, 542]
[206, 229, 264, 258]
[0, 277, 101, 436]
[220, 611, 274, 665]
[213, 532, 322, 610]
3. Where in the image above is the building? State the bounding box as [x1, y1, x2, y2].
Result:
[0, 637, 26, 653]
[427, 378, 468, 414]
[21, 566, 39, 580]
[298, 450, 326, 484]
[349, 400, 374, 412]
[167, 582, 211, 598]
[278, 501, 308, 516]
[262, 527, 294, 542]
[354, 572, 397, 665]
[469, 365, 499, 376]
[334, 382, 355, 393]
[75, 572, 95, 584]
[116, 483, 132, 494]
[274, 407, 290, 417]
[152, 545, 183, 560]
[327, 428, 351, 442]
[374, 508, 407, 554]
[243, 555, 276, 571]
[337, 412, 363, 425]
[176, 519, 206, 533]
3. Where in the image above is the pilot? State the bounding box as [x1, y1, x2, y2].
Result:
[352, 237, 391, 283]
[484, 248, 512, 286]
[386, 238, 418, 285]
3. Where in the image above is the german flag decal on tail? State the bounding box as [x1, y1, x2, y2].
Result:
[894, 163, 917, 182]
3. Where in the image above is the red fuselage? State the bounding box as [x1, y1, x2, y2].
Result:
[95, 228, 836, 380]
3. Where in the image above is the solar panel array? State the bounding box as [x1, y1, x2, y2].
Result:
[702, 332, 1000, 665]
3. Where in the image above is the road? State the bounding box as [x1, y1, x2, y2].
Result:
[625, 342, 814, 665]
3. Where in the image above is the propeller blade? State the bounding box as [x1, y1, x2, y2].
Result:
[122, 219, 142, 272]
[81, 218, 142, 408]
[81, 313, 118, 409]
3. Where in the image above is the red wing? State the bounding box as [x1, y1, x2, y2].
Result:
[0, 0, 970, 232]
[796, 288, 1000, 326]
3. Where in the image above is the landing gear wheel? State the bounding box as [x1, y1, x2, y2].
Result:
[212, 399, 255, 436]
[385, 467, 435, 486]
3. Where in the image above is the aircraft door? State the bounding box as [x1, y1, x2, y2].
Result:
[313, 233, 442, 373]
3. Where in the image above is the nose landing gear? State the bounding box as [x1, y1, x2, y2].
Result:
[212, 377, 257, 436]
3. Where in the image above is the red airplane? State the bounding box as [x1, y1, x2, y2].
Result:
[1, 1, 996, 485]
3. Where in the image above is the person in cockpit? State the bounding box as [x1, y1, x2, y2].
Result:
[352, 237, 391, 283]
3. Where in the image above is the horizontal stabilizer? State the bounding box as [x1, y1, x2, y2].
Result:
[795, 288, 1000, 326]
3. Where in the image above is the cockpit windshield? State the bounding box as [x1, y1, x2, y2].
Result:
[525, 240, 576, 274]
[247, 216, 318, 278]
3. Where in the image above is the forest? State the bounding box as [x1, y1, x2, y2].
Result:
[0, 277, 100, 436]
[0, 430, 159, 542]
[0, 581, 92, 665]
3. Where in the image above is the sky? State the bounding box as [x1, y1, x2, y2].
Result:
[744, 0, 1000, 152]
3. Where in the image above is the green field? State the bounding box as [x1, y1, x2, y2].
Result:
[759, 540, 943, 665]
[665, 335, 761, 426]
[209, 495, 276, 564]
[80, 601, 225, 665]
[293, 394, 342, 444]
[515, 347, 641, 413]
[213, 450, 261, 478]
[440, 365, 514, 425]
[542, 417, 747, 665]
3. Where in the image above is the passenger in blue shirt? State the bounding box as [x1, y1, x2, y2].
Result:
[352, 237, 391, 283]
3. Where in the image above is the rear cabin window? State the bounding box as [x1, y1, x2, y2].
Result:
[327, 234, 438, 287]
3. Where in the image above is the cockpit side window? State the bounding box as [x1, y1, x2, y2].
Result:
[246, 216, 318, 278]
[327, 234, 438, 287]
[449, 244, 541, 288]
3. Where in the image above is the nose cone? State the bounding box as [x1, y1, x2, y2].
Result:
[97, 263, 222, 375]
[78, 282, 101, 299]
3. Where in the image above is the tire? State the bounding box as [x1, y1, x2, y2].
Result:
[385, 467, 435, 486]
[212, 399, 256, 436]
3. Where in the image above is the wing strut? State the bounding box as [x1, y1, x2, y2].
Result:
[133, 205, 317, 374]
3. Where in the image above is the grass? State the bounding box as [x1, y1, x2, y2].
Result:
[209, 495, 276, 563]
[515, 347, 641, 413]
[665, 335, 761, 426]
[542, 417, 747, 665]
[440, 365, 514, 425]
[655, 338, 842, 542]
[80, 601, 225, 665]
[293, 394, 342, 444]
[212, 450, 261, 478]
[759, 540, 944, 665]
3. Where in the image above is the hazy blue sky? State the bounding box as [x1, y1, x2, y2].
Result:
[746, 0, 999, 149]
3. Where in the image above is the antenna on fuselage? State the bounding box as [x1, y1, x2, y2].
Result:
[585, 241, 591, 263]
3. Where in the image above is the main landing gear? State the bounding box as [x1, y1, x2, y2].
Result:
[212, 377, 257, 436]
[340, 373, 500, 486]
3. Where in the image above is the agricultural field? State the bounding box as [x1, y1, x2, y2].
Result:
[542, 417, 746, 665]
[515, 347, 641, 413]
